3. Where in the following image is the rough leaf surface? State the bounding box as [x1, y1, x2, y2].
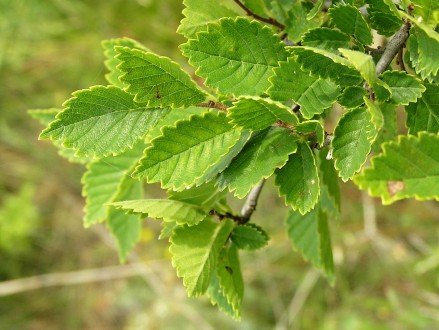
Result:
[405, 83, 439, 134]
[218, 127, 298, 198]
[170, 219, 234, 296]
[328, 4, 373, 45]
[111, 199, 208, 226]
[133, 112, 242, 191]
[269, 57, 341, 119]
[286, 207, 334, 280]
[181, 17, 288, 96]
[228, 96, 298, 130]
[332, 107, 377, 181]
[231, 223, 269, 250]
[40, 86, 166, 158]
[116, 46, 207, 108]
[355, 133, 439, 204]
[275, 142, 320, 214]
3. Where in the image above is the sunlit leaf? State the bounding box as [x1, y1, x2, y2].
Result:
[355, 133, 439, 204]
[116, 47, 207, 108]
[170, 219, 235, 296]
[111, 199, 208, 226]
[329, 4, 373, 45]
[268, 57, 341, 119]
[218, 127, 298, 198]
[332, 107, 377, 181]
[181, 17, 288, 96]
[228, 96, 298, 130]
[276, 142, 320, 214]
[133, 112, 242, 191]
[40, 86, 167, 158]
[178, 0, 239, 38]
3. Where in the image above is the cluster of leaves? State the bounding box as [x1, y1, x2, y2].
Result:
[31, 0, 439, 319]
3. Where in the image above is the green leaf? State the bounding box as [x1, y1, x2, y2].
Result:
[328, 4, 373, 45]
[110, 199, 208, 226]
[133, 112, 242, 190]
[372, 103, 398, 152]
[291, 46, 363, 86]
[307, 0, 325, 20]
[354, 133, 439, 204]
[216, 244, 244, 319]
[380, 70, 426, 106]
[207, 270, 236, 318]
[218, 127, 298, 198]
[365, 0, 402, 36]
[317, 150, 341, 215]
[181, 17, 288, 97]
[170, 219, 235, 296]
[275, 142, 320, 214]
[40, 86, 167, 158]
[407, 34, 437, 83]
[228, 96, 298, 130]
[116, 47, 207, 108]
[405, 83, 439, 134]
[411, 0, 439, 27]
[178, 0, 239, 38]
[144, 106, 207, 143]
[271, 2, 322, 42]
[294, 120, 325, 146]
[159, 221, 178, 240]
[285, 206, 334, 280]
[409, 27, 439, 81]
[231, 223, 269, 250]
[268, 57, 341, 119]
[195, 130, 251, 186]
[82, 142, 145, 227]
[332, 107, 377, 181]
[29, 109, 89, 164]
[338, 86, 367, 109]
[168, 180, 228, 208]
[339, 48, 376, 86]
[364, 97, 384, 132]
[106, 175, 143, 263]
[102, 38, 148, 88]
[301, 27, 351, 54]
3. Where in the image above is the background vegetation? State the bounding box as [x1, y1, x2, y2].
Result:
[1, 0, 438, 329]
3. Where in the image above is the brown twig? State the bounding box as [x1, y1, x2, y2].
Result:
[197, 101, 228, 112]
[375, 23, 411, 75]
[233, 0, 285, 30]
[397, 47, 407, 72]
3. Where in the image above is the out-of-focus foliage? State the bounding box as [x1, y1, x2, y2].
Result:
[1, 0, 439, 329]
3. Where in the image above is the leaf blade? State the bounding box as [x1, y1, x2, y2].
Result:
[134, 112, 242, 191]
[40, 86, 167, 158]
[181, 17, 288, 96]
[116, 47, 207, 108]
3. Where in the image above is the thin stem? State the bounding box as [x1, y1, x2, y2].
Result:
[375, 23, 411, 75]
[197, 101, 228, 112]
[397, 47, 407, 72]
[0, 263, 153, 296]
[233, 0, 285, 30]
[240, 179, 266, 222]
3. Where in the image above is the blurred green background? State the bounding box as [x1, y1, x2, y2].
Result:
[1, 1, 438, 329]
